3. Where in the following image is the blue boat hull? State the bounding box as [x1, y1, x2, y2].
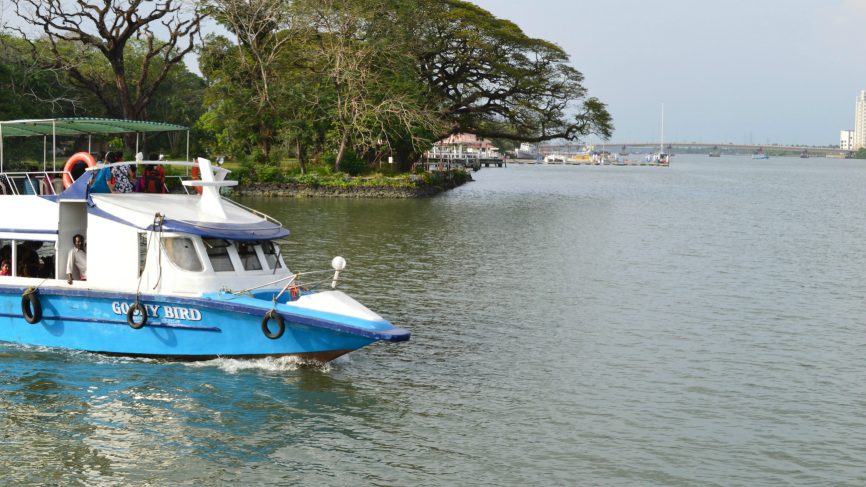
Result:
[0, 286, 409, 361]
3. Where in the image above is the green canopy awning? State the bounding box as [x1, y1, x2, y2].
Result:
[0, 118, 188, 138]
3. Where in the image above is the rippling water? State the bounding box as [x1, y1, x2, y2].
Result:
[3, 156, 866, 485]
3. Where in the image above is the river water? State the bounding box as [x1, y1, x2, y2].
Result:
[2, 156, 866, 485]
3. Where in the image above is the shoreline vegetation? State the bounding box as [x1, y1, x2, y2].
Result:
[231, 169, 473, 198]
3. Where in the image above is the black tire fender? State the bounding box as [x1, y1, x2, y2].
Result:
[261, 310, 285, 340]
[21, 289, 42, 324]
[127, 303, 147, 329]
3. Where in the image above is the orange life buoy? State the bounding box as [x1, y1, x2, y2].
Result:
[191, 165, 203, 194]
[63, 152, 97, 188]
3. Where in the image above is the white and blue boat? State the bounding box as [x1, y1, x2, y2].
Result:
[752, 148, 770, 160]
[0, 118, 409, 362]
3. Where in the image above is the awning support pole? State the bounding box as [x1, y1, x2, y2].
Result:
[52, 121, 56, 171]
[186, 130, 190, 175]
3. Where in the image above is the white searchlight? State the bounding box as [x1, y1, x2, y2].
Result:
[331, 256, 347, 288]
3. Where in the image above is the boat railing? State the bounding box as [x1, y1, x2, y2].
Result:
[224, 198, 285, 229]
[0, 171, 68, 196]
[0, 162, 250, 200]
[0, 170, 209, 197]
[165, 175, 192, 195]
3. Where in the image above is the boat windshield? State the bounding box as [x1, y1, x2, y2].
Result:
[201, 238, 285, 273]
[237, 241, 262, 271]
[261, 240, 283, 270]
[203, 238, 234, 272]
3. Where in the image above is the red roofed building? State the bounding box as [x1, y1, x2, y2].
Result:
[428, 133, 500, 159]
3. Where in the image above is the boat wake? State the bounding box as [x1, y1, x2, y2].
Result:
[185, 355, 339, 374]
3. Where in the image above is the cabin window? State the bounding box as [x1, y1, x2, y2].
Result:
[0, 239, 12, 277]
[163, 237, 203, 272]
[203, 238, 234, 272]
[0, 239, 55, 278]
[236, 241, 262, 271]
[261, 241, 283, 270]
[30, 240, 56, 278]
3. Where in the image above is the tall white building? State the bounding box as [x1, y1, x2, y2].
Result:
[855, 90, 866, 150]
[841, 129, 854, 150]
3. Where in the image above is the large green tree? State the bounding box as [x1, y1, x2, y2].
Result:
[409, 0, 612, 142]
[296, 0, 445, 170]
[201, 0, 351, 174]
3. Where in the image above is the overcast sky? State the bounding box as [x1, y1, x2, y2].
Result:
[3, 1, 865, 145]
[472, 0, 866, 146]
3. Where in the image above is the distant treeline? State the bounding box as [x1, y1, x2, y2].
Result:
[0, 0, 613, 176]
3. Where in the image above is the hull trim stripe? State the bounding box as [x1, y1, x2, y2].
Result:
[0, 313, 222, 332]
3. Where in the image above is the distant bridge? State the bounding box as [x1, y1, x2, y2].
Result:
[538, 142, 846, 156]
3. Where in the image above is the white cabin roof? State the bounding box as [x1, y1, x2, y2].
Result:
[89, 194, 288, 241]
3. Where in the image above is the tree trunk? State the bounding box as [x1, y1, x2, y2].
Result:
[259, 134, 271, 163]
[113, 65, 141, 155]
[334, 130, 349, 172]
[396, 145, 413, 172]
[296, 139, 307, 175]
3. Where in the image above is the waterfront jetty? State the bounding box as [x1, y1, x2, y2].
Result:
[420, 133, 506, 171]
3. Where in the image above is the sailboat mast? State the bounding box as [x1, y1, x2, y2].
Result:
[660, 103, 664, 154]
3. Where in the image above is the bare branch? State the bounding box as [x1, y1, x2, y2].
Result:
[10, 0, 204, 121]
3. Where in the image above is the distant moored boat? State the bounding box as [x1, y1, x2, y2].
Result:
[752, 148, 769, 159]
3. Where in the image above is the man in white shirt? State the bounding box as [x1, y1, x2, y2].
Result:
[66, 234, 86, 284]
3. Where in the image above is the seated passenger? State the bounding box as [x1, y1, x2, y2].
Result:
[139, 164, 166, 193]
[16, 241, 41, 277]
[39, 254, 54, 278]
[0, 259, 9, 276]
[108, 152, 135, 193]
[70, 159, 88, 182]
[129, 164, 138, 190]
[90, 152, 113, 194]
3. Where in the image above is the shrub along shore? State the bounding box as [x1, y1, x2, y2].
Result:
[230, 169, 472, 198]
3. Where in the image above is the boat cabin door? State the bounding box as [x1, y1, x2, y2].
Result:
[58, 201, 88, 279]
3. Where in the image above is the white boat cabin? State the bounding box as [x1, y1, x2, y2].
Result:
[0, 172, 291, 296]
[0, 118, 291, 295]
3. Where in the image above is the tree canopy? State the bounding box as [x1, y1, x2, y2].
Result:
[9, 0, 204, 122]
[410, 0, 612, 142]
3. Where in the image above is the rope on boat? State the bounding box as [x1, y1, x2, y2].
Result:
[273, 273, 299, 305]
[135, 213, 165, 297]
[225, 269, 336, 297]
[152, 213, 165, 290]
[126, 213, 165, 329]
[219, 268, 345, 306]
[23, 278, 48, 294]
